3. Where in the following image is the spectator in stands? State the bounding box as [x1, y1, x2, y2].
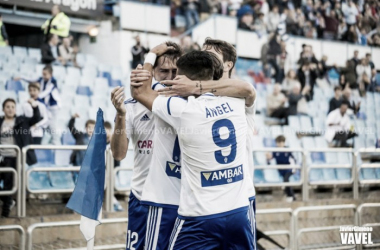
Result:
[288, 83, 310, 116]
[323, 10, 339, 40]
[58, 37, 77, 67]
[0, 14, 9, 47]
[337, 19, 348, 40]
[267, 33, 282, 83]
[22, 83, 49, 145]
[282, 69, 301, 95]
[342, 0, 358, 26]
[266, 84, 287, 119]
[41, 34, 63, 65]
[369, 68, 379, 92]
[328, 86, 343, 114]
[68, 114, 95, 166]
[1, 98, 41, 217]
[325, 100, 356, 147]
[341, 87, 360, 115]
[182, 0, 200, 30]
[356, 58, 371, 96]
[365, 53, 375, 69]
[267, 5, 281, 33]
[266, 135, 297, 202]
[315, 11, 326, 39]
[350, 50, 360, 68]
[41, 5, 71, 40]
[297, 61, 317, 100]
[338, 60, 357, 90]
[254, 13, 267, 37]
[131, 36, 149, 69]
[238, 9, 254, 31]
[278, 40, 292, 83]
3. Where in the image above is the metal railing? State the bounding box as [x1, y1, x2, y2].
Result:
[0, 224, 25, 250]
[292, 204, 357, 250]
[256, 208, 293, 249]
[26, 218, 128, 250]
[0, 145, 22, 217]
[357, 203, 380, 250]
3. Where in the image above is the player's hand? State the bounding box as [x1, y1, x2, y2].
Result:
[27, 98, 38, 108]
[159, 75, 195, 97]
[150, 42, 175, 57]
[72, 113, 80, 118]
[130, 64, 151, 86]
[13, 77, 21, 81]
[111, 86, 126, 116]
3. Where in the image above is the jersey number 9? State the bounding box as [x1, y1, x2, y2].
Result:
[212, 119, 237, 164]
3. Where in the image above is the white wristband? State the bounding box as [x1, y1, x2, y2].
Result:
[144, 52, 157, 66]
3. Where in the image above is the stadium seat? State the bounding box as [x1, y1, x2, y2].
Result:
[82, 66, 98, 79]
[79, 75, 95, 87]
[28, 171, 52, 190]
[0, 46, 12, 56]
[67, 67, 81, 79]
[314, 136, 328, 148]
[110, 79, 122, 87]
[61, 129, 76, 145]
[263, 169, 282, 183]
[253, 152, 267, 166]
[63, 74, 80, 87]
[49, 172, 75, 189]
[111, 67, 123, 80]
[5, 80, 24, 92]
[360, 168, 376, 180]
[73, 95, 91, 107]
[322, 168, 337, 181]
[102, 71, 113, 86]
[263, 137, 276, 147]
[254, 169, 265, 183]
[35, 149, 55, 164]
[354, 136, 366, 149]
[301, 137, 316, 149]
[299, 116, 313, 131]
[270, 125, 283, 138]
[310, 152, 326, 164]
[85, 54, 98, 66]
[52, 65, 66, 79]
[0, 90, 17, 102]
[309, 169, 323, 182]
[288, 116, 301, 131]
[98, 63, 112, 73]
[76, 86, 92, 96]
[28, 48, 41, 61]
[365, 134, 377, 148]
[76, 53, 86, 67]
[13, 46, 27, 57]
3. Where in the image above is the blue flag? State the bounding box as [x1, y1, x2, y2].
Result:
[67, 108, 107, 220]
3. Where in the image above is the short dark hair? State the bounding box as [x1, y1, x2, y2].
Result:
[28, 82, 40, 91]
[334, 86, 342, 92]
[275, 135, 286, 143]
[104, 121, 112, 130]
[154, 41, 183, 68]
[176, 51, 218, 81]
[203, 38, 237, 77]
[366, 53, 371, 57]
[206, 51, 224, 80]
[2, 98, 16, 109]
[340, 100, 350, 107]
[85, 119, 96, 128]
[43, 65, 53, 74]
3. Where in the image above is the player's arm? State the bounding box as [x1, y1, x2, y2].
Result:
[159, 76, 256, 107]
[131, 42, 175, 111]
[110, 86, 129, 161]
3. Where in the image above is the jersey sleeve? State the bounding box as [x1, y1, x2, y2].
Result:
[152, 95, 187, 131]
[245, 99, 256, 132]
[125, 105, 133, 140]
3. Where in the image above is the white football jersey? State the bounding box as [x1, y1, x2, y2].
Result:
[152, 94, 250, 218]
[140, 86, 182, 208]
[122, 83, 162, 200]
[124, 98, 155, 200]
[245, 102, 256, 198]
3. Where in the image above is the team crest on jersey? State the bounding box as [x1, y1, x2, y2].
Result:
[166, 161, 181, 179]
[201, 165, 243, 187]
[140, 114, 150, 121]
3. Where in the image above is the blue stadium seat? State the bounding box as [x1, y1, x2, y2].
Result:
[34, 149, 55, 164]
[289, 170, 301, 182]
[376, 168, 380, 179]
[28, 171, 52, 190]
[263, 137, 276, 147]
[5, 80, 24, 92]
[110, 79, 122, 87]
[322, 168, 337, 181]
[61, 131, 76, 145]
[254, 169, 265, 183]
[309, 169, 323, 182]
[288, 116, 301, 131]
[336, 169, 351, 181]
[102, 72, 112, 86]
[310, 152, 326, 164]
[253, 152, 267, 166]
[301, 137, 316, 149]
[13, 46, 27, 57]
[0, 46, 12, 56]
[76, 86, 92, 96]
[111, 67, 123, 80]
[360, 168, 376, 180]
[50, 172, 75, 189]
[263, 169, 282, 183]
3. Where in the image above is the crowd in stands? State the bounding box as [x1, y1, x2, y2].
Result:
[172, 0, 380, 46]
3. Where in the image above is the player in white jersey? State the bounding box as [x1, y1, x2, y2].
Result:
[110, 43, 182, 250]
[157, 38, 257, 247]
[130, 46, 255, 249]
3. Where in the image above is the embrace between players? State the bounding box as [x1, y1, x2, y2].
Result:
[110, 38, 257, 250]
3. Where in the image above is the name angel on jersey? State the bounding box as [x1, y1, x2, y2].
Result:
[137, 140, 152, 154]
[205, 102, 234, 118]
[201, 165, 243, 187]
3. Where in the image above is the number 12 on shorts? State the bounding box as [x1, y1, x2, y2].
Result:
[126, 230, 138, 250]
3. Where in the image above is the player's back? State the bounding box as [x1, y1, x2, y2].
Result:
[178, 94, 249, 218]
